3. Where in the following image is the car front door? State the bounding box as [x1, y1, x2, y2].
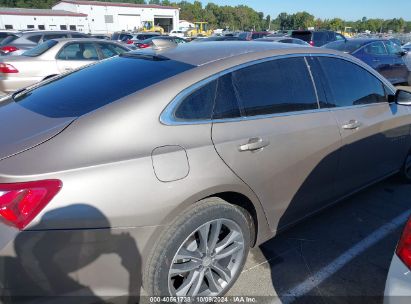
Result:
[211, 56, 342, 231]
[56, 42, 99, 73]
[312, 56, 411, 196]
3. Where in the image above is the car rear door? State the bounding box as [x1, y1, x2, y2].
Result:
[211, 56, 342, 231]
[56, 42, 99, 73]
[312, 56, 411, 196]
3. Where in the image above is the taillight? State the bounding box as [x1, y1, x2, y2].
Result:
[126, 40, 134, 45]
[396, 216, 411, 269]
[138, 43, 151, 49]
[0, 46, 19, 54]
[0, 180, 62, 230]
[309, 40, 315, 46]
[0, 63, 18, 73]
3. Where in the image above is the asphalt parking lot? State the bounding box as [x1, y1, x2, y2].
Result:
[227, 174, 411, 304]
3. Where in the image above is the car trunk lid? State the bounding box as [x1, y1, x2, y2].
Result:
[0, 98, 75, 161]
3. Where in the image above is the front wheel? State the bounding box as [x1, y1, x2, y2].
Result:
[144, 198, 252, 297]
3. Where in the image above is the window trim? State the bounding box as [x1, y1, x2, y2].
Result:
[160, 53, 395, 126]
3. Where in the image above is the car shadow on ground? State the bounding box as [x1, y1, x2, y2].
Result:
[0, 204, 141, 304]
[229, 175, 411, 304]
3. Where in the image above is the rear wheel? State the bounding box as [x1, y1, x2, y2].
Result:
[401, 154, 411, 183]
[144, 198, 252, 297]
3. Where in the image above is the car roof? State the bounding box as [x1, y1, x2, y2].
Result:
[134, 41, 339, 66]
[51, 38, 121, 43]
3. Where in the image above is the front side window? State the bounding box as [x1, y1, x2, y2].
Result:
[57, 43, 99, 60]
[385, 40, 402, 55]
[364, 42, 388, 55]
[231, 57, 318, 116]
[98, 43, 128, 58]
[315, 57, 386, 107]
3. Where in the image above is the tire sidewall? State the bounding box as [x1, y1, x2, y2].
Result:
[151, 200, 251, 296]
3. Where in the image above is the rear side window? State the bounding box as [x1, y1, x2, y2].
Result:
[174, 81, 217, 121]
[231, 57, 318, 116]
[27, 35, 42, 43]
[213, 73, 241, 119]
[22, 40, 58, 57]
[14, 55, 195, 118]
[315, 57, 386, 107]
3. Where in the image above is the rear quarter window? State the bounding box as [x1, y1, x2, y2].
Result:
[14, 55, 195, 118]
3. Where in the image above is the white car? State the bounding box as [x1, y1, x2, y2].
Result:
[169, 30, 185, 38]
[384, 216, 411, 303]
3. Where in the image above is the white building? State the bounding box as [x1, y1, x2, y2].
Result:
[0, 7, 88, 31]
[0, 0, 180, 34]
[53, 0, 180, 33]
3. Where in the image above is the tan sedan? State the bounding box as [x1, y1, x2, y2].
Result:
[0, 38, 130, 94]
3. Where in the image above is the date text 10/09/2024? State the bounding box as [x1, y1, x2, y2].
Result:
[148, 297, 258, 303]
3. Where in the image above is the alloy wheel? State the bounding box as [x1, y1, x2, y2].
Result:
[168, 219, 245, 297]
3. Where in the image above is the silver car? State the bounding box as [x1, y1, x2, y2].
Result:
[0, 42, 411, 301]
[385, 216, 411, 304]
[0, 38, 130, 94]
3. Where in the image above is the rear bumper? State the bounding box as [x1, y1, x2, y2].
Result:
[0, 225, 159, 302]
[0, 76, 42, 94]
[384, 255, 411, 304]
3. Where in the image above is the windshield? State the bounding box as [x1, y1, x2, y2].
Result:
[323, 40, 365, 53]
[22, 40, 58, 57]
[13, 54, 195, 118]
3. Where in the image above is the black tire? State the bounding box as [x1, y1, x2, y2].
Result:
[401, 154, 411, 183]
[143, 197, 252, 297]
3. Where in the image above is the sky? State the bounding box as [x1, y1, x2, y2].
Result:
[195, 0, 411, 21]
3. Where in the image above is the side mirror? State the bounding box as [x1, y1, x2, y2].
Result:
[398, 50, 408, 56]
[390, 89, 411, 106]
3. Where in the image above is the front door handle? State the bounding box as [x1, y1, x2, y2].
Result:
[342, 120, 361, 130]
[64, 67, 73, 72]
[239, 137, 270, 152]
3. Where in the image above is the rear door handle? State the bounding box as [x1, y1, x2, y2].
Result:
[239, 137, 270, 152]
[64, 67, 73, 72]
[342, 120, 361, 130]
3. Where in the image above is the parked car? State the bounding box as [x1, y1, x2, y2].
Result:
[121, 32, 161, 46]
[170, 30, 186, 38]
[238, 31, 270, 40]
[111, 31, 133, 42]
[0, 30, 89, 56]
[385, 215, 411, 303]
[88, 34, 110, 40]
[255, 36, 311, 46]
[193, 36, 242, 42]
[291, 30, 346, 46]
[0, 38, 130, 93]
[323, 39, 410, 85]
[135, 36, 189, 48]
[0, 42, 411, 300]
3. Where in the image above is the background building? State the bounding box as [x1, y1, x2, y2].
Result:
[53, 0, 179, 33]
[0, 0, 180, 34]
[0, 7, 87, 31]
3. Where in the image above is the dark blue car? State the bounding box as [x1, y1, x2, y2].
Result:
[323, 39, 410, 85]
